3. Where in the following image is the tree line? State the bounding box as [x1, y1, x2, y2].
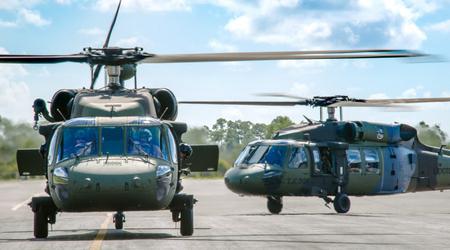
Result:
[0, 115, 448, 179]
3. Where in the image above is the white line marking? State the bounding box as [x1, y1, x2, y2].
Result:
[11, 192, 45, 211]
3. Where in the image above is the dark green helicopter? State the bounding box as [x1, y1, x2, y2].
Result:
[180, 95, 450, 214]
[1, 0, 426, 239]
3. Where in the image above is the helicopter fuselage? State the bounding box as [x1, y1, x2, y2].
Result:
[224, 120, 450, 213]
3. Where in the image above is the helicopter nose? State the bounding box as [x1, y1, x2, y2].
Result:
[224, 166, 266, 195]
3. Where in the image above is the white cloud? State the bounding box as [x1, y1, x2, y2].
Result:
[368, 93, 389, 99]
[94, 0, 190, 12]
[215, 0, 439, 49]
[19, 8, 50, 26]
[426, 19, 450, 33]
[115, 36, 140, 47]
[220, 107, 244, 120]
[0, 47, 33, 121]
[55, 0, 72, 4]
[0, 19, 17, 27]
[0, 0, 42, 10]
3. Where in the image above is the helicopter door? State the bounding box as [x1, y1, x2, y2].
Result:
[346, 147, 382, 195]
[280, 146, 310, 195]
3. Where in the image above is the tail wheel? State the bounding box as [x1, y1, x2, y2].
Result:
[333, 193, 351, 213]
[267, 196, 283, 214]
[34, 207, 48, 238]
[180, 208, 193, 236]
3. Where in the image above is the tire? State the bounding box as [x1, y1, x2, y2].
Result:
[180, 208, 193, 236]
[114, 214, 123, 230]
[34, 207, 48, 238]
[267, 196, 283, 214]
[334, 193, 351, 213]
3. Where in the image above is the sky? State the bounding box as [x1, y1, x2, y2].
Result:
[0, 0, 450, 134]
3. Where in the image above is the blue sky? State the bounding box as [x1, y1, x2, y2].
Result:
[0, 0, 450, 134]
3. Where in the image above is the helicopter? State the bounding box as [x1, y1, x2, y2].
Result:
[179, 95, 450, 214]
[1, 0, 425, 239]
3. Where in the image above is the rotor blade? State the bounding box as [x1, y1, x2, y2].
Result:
[0, 54, 88, 64]
[141, 49, 425, 63]
[256, 92, 309, 100]
[328, 97, 450, 107]
[179, 101, 306, 106]
[90, 64, 103, 89]
[103, 0, 122, 48]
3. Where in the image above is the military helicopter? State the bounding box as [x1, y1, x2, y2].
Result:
[1, 0, 425, 239]
[179, 95, 450, 214]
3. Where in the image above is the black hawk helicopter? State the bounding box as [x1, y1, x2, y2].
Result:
[0, 0, 425, 239]
[180, 95, 450, 214]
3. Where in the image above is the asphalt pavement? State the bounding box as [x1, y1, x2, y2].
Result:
[1, 178, 450, 250]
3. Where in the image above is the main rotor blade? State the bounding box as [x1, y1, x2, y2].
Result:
[256, 92, 309, 100]
[328, 97, 450, 107]
[103, 0, 122, 48]
[0, 54, 88, 64]
[90, 65, 103, 89]
[179, 101, 306, 106]
[141, 49, 425, 63]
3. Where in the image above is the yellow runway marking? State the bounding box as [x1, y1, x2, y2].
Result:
[11, 192, 45, 211]
[89, 213, 113, 250]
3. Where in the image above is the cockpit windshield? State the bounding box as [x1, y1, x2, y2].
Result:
[57, 125, 168, 162]
[234, 144, 289, 167]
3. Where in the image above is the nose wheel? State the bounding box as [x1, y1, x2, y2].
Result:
[267, 196, 283, 214]
[113, 211, 125, 229]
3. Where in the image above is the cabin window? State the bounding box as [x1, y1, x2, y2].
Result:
[102, 127, 124, 155]
[312, 149, 321, 173]
[58, 127, 98, 162]
[127, 126, 163, 159]
[288, 147, 308, 169]
[346, 149, 362, 173]
[363, 149, 380, 174]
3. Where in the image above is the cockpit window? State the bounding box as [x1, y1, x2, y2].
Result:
[259, 145, 287, 167]
[102, 127, 124, 155]
[127, 126, 163, 159]
[58, 127, 98, 161]
[57, 125, 168, 162]
[235, 144, 288, 167]
[288, 147, 308, 169]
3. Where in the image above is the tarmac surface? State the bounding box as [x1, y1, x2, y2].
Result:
[1, 179, 450, 250]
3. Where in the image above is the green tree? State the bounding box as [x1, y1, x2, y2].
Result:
[182, 126, 210, 144]
[265, 116, 294, 138]
[0, 116, 43, 179]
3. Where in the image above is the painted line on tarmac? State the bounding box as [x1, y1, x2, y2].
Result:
[89, 213, 113, 250]
[11, 192, 45, 211]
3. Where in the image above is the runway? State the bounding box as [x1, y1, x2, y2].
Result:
[1, 179, 450, 249]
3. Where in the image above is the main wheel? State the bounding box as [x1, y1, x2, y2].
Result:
[114, 213, 124, 230]
[267, 196, 283, 214]
[333, 193, 351, 213]
[34, 206, 48, 238]
[180, 208, 193, 236]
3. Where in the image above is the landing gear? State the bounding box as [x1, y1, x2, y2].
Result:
[169, 194, 196, 236]
[267, 196, 283, 214]
[30, 196, 57, 239]
[113, 211, 125, 229]
[333, 193, 351, 213]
